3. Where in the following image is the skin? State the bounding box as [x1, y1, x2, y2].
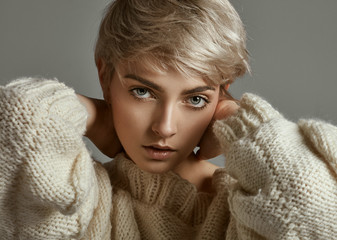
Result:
[81, 59, 239, 193]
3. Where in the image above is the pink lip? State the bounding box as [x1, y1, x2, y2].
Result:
[143, 145, 176, 160]
[149, 144, 175, 150]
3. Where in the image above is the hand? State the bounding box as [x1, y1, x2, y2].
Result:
[77, 94, 122, 158]
[196, 97, 240, 160]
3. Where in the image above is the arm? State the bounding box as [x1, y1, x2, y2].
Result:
[76, 94, 122, 158]
[0, 78, 111, 239]
[213, 94, 337, 239]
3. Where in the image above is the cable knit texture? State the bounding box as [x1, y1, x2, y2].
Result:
[1, 78, 337, 239]
[104, 153, 232, 239]
[0, 78, 112, 239]
[213, 93, 337, 239]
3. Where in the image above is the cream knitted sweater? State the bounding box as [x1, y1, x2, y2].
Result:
[1, 78, 337, 239]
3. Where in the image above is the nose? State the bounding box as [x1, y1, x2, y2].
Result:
[152, 103, 177, 138]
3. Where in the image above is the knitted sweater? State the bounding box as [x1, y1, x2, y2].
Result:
[0, 78, 337, 239]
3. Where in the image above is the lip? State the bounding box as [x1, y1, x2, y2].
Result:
[143, 145, 176, 160]
[147, 144, 175, 150]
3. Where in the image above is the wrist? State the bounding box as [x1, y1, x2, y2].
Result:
[77, 94, 122, 158]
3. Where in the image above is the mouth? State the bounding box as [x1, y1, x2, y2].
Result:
[147, 144, 175, 150]
[143, 145, 177, 160]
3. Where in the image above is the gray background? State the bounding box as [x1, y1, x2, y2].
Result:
[1, 1, 336, 165]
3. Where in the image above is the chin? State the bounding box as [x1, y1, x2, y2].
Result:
[126, 152, 178, 174]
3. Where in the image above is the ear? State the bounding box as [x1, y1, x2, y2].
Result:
[219, 83, 231, 98]
[96, 58, 111, 103]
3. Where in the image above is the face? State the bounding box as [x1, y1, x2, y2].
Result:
[106, 62, 220, 174]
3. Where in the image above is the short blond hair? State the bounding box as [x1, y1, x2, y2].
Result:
[95, 0, 249, 86]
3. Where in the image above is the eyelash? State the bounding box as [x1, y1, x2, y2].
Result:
[187, 96, 210, 111]
[130, 87, 155, 101]
[129, 87, 210, 110]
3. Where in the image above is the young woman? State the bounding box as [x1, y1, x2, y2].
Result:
[1, 0, 337, 239]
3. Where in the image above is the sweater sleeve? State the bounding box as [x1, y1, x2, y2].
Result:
[213, 93, 337, 240]
[0, 78, 112, 239]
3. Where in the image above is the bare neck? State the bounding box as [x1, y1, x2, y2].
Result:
[173, 153, 220, 193]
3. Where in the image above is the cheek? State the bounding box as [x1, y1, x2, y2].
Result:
[112, 99, 145, 141]
[110, 96, 155, 158]
[109, 80, 142, 134]
[180, 105, 217, 146]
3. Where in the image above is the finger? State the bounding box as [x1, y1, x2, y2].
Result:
[214, 99, 239, 120]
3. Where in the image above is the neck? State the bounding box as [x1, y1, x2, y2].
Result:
[173, 153, 219, 193]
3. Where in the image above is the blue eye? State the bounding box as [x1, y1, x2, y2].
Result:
[188, 96, 208, 108]
[131, 88, 152, 99]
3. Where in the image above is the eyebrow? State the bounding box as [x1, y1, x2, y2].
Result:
[124, 74, 215, 94]
[124, 74, 164, 92]
[182, 86, 215, 95]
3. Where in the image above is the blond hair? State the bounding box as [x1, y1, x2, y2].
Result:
[95, 0, 249, 87]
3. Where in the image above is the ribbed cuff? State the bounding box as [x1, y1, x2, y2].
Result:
[213, 93, 283, 150]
